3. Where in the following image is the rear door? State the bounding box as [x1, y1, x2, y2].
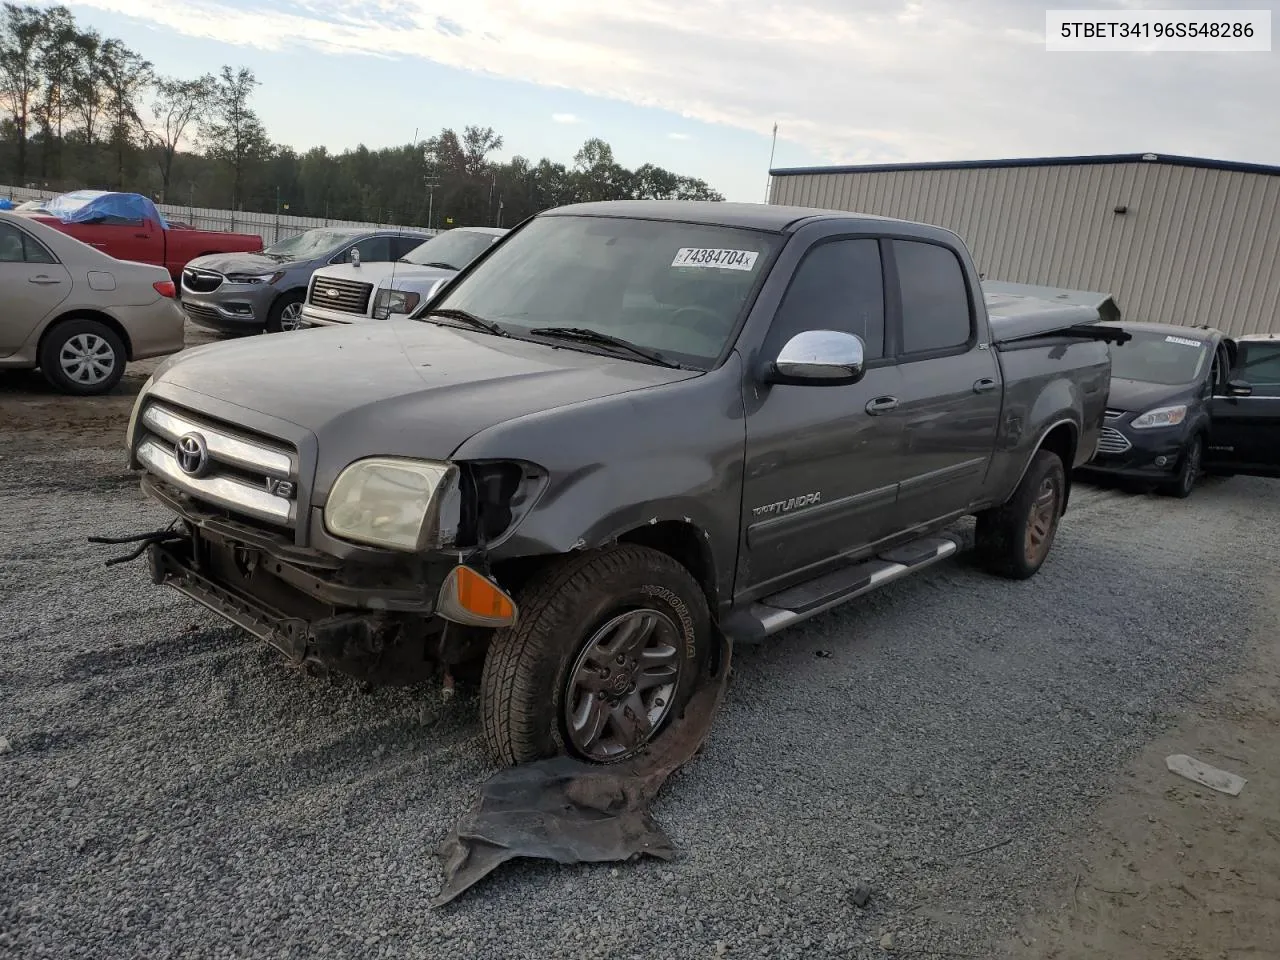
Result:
[0, 222, 73, 356]
[885, 238, 1002, 525]
[1207, 338, 1280, 477]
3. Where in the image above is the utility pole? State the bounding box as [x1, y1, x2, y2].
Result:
[496, 196, 504, 228]
[425, 171, 440, 232]
[764, 123, 778, 203]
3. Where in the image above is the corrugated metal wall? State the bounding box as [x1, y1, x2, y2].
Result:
[770, 162, 1280, 337]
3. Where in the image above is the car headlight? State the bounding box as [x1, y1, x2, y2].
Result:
[1129, 404, 1188, 429]
[372, 289, 422, 320]
[324, 457, 458, 552]
[227, 271, 283, 285]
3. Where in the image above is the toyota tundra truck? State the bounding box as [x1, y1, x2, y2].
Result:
[114, 200, 1125, 767]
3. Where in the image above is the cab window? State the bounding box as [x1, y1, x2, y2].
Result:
[1235, 341, 1280, 397]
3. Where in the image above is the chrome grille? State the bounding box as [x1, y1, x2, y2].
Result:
[1104, 408, 1126, 421]
[308, 275, 373, 314]
[135, 401, 299, 528]
[1095, 426, 1132, 455]
[182, 268, 223, 293]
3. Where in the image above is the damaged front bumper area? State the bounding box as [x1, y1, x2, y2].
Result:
[134, 476, 498, 683]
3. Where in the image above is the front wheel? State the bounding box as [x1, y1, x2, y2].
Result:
[1160, 434, 1203, 499]
[974, 449, 1066, 580]
[480, 545, 710, 766]
[265, 292, 305, 333]
[38, 318, 127, 395]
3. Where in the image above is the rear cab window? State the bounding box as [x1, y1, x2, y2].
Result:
[892, 239, 973, 357]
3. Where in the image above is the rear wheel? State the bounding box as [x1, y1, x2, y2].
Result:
[1160, 434, 1203, 499]
[265, 292, 305, 333]
[974, 449, 1066, 580]
[480, 545, 709, 766]
[38, 318, 127, 396]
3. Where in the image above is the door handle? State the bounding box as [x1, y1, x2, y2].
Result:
[865, 396, 899, 415]
[27, 275, 62, 285]
[973, 378, 997, 394]
[135, 232, 151, 238]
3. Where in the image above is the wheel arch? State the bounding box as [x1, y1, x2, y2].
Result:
[1011, 417, 1078, 515]
[38, 309, 135, 361]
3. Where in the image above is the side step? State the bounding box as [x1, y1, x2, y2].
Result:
[727, 534, 962, 642]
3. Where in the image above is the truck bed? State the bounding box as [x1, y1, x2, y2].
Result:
[983, 280, 1122, 344]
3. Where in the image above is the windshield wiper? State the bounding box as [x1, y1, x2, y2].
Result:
[410, 261, 458, 270]
[532, 327, 686, 369]
[420, 307, 510, 337]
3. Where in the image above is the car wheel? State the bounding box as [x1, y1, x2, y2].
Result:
[38, 319, 127, 396]
[1160, 434, 1203, 499]
[266, 292, 305, 333]
[974, 449, 1066, 581]
[480, 545, 710, 767]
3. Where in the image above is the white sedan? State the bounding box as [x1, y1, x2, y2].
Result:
[0, 210, 186, 395]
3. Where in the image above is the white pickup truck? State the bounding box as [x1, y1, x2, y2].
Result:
[299, 225, 507, 328]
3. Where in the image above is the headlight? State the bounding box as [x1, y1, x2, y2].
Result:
[125, 375, 156, 453]
[324, 457, 458, 552]
[372, 289, 422, 320]
[1130, 404, 1188, 429]
[227, 271, 283, 285]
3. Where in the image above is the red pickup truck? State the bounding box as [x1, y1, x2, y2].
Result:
[17, 190, 263, 282]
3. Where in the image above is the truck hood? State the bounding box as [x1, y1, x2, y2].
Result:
[318, 261, 455, 289]
[149, 321, 699, 474]
[1106, 377, 1196, 415]
[186, 251, 304, 274]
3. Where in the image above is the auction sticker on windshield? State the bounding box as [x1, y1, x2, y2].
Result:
[1165, 335, 1202, 347]
[671, 248, 759, 271]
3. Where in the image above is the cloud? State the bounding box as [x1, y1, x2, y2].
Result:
[73, 0, 1280, 167]
[668, 133, 692, 141]
[551, 113, 582, 124]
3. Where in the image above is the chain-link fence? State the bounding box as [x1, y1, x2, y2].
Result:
[0, 184, 435, 244]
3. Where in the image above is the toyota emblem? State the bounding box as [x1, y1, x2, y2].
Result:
[175, 432, 210, 477]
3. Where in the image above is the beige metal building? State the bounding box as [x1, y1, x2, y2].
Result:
[768, 153, 1280, 337]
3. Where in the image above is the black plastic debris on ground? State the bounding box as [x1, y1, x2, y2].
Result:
[432, 633, 732, 907]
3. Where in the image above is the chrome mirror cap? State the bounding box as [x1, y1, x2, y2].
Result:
[770, 329, 867, 384]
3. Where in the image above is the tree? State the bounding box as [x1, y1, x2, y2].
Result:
[149, 73, 214, 200]
[0, 2, 44, 180]
[461, 124, 502, 177]
[67, 28, 104, 147]
[100, 38, 152, 188]
[202, 65, 271, 208]
[32, 5, 78, 179]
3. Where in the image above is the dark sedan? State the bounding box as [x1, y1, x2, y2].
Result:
[1080, 321, 1280, 497]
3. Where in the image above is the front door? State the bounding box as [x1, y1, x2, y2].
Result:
[0, 222, 73, 356]
[886, 239, 1002, 524]
[1207, 338, 1280, 477]
[740, 236, 903, 598]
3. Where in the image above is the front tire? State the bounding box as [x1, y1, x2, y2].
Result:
[265, 292, 305, 333]
[1160, 434, 1203, 499]
[38, 318, 127, 396]
[480, 545, 710, 767]
[974, 449, 1066, 580]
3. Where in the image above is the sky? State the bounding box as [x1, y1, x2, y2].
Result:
[54, 0, 1280, 202]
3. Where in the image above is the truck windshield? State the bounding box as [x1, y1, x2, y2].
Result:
[1109, 330, 1210, 385]
[400, 230, 501, 270]
[263, 229, 358, 260]
[423, 215, 781, 368]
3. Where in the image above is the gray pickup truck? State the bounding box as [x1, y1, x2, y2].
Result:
[116, 200, 1124, 767]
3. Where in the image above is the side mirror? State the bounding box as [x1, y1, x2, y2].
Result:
[765, 329, 866, 386]
[1226, 379, 1252, 397]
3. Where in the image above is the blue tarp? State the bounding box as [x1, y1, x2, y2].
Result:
[0, 197, 13, 210]
[43, 190, 168, 228]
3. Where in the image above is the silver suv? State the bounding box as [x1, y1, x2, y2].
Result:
[181, 227, 432, 334]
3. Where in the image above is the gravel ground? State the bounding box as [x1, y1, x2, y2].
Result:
[2, 360, 1276, 959]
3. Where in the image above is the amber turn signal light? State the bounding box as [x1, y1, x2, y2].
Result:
[436, 565, 518, 628]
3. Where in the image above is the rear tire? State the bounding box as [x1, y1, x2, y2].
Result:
[974, 449, 1066, 580]
[38, 318, 127, 396]
[265, 291, 305, 333]
[1159, 434, 1203, 499]
[480, 545, 710, 767]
